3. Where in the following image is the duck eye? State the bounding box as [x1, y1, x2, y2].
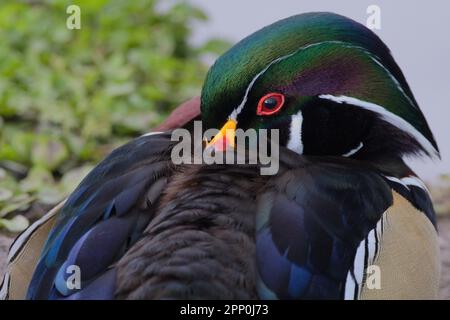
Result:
[257, 93, 285, 116]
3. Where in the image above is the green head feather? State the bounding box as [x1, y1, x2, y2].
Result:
[201, 12, 439, 159]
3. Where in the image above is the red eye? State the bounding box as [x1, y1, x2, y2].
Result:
[257, 93, 285, 116]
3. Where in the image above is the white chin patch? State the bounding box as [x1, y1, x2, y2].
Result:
[287, 111, 304, 154]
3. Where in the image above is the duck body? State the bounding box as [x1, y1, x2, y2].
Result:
[2, 133, 439, 299]
[0, 12, 440, 300]
[116, 162, 260, 299]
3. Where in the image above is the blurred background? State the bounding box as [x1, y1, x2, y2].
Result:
[0, 0, 230, 232]
[0, 0, 448, 298]
[0, 1, 448, 295]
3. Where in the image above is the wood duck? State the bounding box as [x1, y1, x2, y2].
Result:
[1, 12, 440, 300]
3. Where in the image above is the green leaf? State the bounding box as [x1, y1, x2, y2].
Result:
[31, 135, 69, 170]
[60, 164, 94, 194]
[0, 0, 222, 218]
[0, 215, 29, 233]
[0, 194, 35, 218]
[0, 188, 13, 202]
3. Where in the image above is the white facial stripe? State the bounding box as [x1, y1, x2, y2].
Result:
[342, 142, 364, 157]
[368, 56, 417, 109]
[318, 94, 439, 158]
[228, 40, 416, 123]
[286, 111, 304, 154]
[230, 53, 296, 120]
[229, 40, 351, 121]
[337, 43, 418, 109]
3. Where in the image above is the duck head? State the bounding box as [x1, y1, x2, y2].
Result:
[201, 12, 439, 160]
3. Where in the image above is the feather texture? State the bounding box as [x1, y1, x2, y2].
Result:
[26, 132, 175, 299]
[255, 152, 394, 299]
[115, 163, 261, 299]
[15, 145, 438, 300]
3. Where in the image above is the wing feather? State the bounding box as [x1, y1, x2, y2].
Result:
[26, 132, 175, 299]
[256, 158, 393, 299]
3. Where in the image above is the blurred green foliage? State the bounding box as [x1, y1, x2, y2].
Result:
[0, 0, 229, 232]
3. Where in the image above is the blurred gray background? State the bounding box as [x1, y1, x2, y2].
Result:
[187, 0, 450, 182]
